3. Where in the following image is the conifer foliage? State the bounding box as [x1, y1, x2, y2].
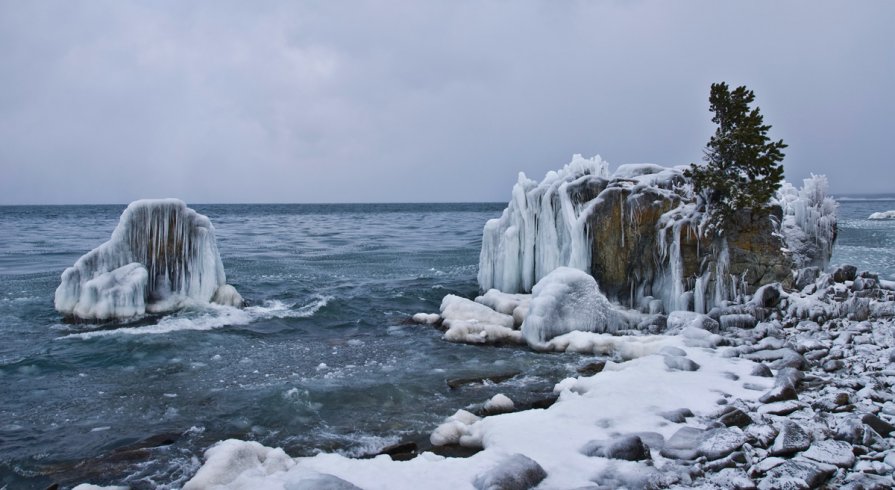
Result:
[685, 82, 787, 229]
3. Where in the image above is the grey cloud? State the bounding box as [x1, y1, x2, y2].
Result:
[0, 0, 892, 204]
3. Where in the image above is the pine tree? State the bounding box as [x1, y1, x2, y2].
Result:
[685, 82, 787, 229]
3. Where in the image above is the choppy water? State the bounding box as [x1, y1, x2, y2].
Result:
[0, 199, 893, 489]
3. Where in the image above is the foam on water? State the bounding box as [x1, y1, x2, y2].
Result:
[59, 296, 332, 340]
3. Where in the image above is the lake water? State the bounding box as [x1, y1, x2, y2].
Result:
[0, 198, 893, 488]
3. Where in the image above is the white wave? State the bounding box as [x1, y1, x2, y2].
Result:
[60, 296, 332, 340]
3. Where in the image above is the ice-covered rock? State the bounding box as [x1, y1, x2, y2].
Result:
[439, 294, 521, 345]
[479, 155, 834, 316]
[520, 267, 623, 349]
[777, 174, 838, 269]
[869, 210, 895, 220]
[55, 199, 244, 321]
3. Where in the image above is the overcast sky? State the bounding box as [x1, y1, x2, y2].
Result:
[1, 1, 892, 204]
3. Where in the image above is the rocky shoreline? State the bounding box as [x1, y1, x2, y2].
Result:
[403, 263, 895, 489]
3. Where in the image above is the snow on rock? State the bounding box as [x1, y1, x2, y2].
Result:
[439, 295, 521, 345]
[520, 267, 623, 349]
[411, 313, 440, 324]
[474, 289, 530, 325]
[429, 409, 483, 447]
[869, 210, 895, 220]
[483, 393, 515, 414]
[182, 439, 295, 490]
[55, 199, 244, 321]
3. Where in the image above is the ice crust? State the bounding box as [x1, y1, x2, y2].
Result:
[521, 267, 621, 349]
[869, 210, 895, 220]
[55, 199, 243, 321]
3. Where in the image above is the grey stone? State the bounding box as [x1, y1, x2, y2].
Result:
[758, 459, 835, 490]
[752, 283, 783, 308]
[660, 426, 704, 460]
[835, 417, 865, 444]
[660, 408, 694, 423]
[862, 413, 895, 436]
[751, 363, 773, 377]
[285, 474, 363, 490]
[664, 355, 700, 371]
[719, 407, 753, 428]
[473, 453, 547, 490]
[659, 345, 687, 357]
[759, 384, 798, 404]
[769, 421, 811, 456]
[822, 359, 845, 372]
[698, 428, 746, 460]
[758, 400, 803, 416]
[832, 264, 858, 283]
[604, 435, 651, 461]
[801, 439, 855, 468]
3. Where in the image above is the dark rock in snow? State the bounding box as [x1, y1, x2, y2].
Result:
[660, 408, 694, 423]
[862, 413, 895, 436]
[759, 384, 798, 404]
[576, 360, 605, 376]
[660, 426, 704, 460]
[719, 407, 753, 428]
[769, 421, 812, 456]
[697, 428, 746, 460]
[758, 459, 835, 490]
[751, 363, 773, 377]
[832, 264, 858, 283]
[473, 453, 546, 490]
[582, 435, 651, 461]
[664, 355, 700, 371]
[801, 439, 855, 468]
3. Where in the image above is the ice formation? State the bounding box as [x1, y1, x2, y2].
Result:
[868, 210, 895, 220]
[479, 154, 838, 315]
[438, 294, 522, 344]
[777, 174, 838, 269]
[477, 154, 610, 294]
[521, 267, 622, 349]
[55, 199, 244, 321]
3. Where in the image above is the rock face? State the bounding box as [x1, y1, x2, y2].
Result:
[55, 199, 244, 321]
[478, 155, 836, 314]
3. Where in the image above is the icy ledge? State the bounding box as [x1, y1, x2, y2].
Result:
[868, 210, 895, 220]
[55, 199, 244, 321]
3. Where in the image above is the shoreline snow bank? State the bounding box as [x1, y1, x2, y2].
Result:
[179, 331, 768, 490]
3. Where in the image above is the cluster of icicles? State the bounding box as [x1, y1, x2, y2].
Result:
[478, 155, 836, 315]
[55, 199, 244, 321]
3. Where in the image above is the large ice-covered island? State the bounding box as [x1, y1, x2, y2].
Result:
[55, 198, 244, 321]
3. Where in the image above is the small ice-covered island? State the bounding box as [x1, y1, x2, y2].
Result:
[55, 199, 244, 321]
[869, 210, 895, 220]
